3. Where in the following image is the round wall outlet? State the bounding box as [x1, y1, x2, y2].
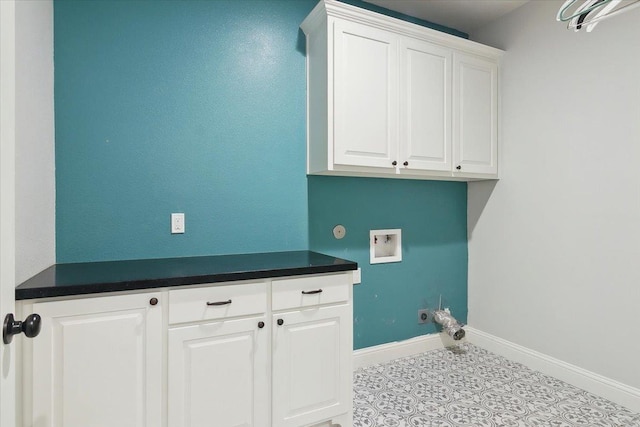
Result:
[333, 224, 346, 239]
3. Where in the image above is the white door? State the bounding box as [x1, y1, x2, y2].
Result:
[272, 304, 351, 427]
[399, 38, 452, 172]
[453, 52, 498, 175]
[168, 316, 269, 427]
[0, 1, 17, 425]
[333, 19, 398, 169]
[27, 292, 163, 427]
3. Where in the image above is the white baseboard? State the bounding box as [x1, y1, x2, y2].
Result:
[353, 333, 454, 369]
[465, 327, 640, 413]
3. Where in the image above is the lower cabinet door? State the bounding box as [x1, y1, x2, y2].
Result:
[28, 292, 163, 427]
[168, 316, 269, 427]
[272, 304, 352, 427]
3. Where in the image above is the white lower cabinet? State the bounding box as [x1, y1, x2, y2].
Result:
[167, 280, 270, 427]
[272, 273, 353, 427]
[23, 292, 163, 427]
[168, 316, 269, 427]
[272, 305, 351, 427]
[22, 272, 353, 427]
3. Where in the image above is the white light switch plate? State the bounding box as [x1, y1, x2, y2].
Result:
[171, 213, 185, 234]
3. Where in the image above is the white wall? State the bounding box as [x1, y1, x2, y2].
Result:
[468, 0, 640, 390]
[15, 0, 55, 284]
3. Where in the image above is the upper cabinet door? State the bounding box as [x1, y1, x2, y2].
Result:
[333, 19, 398, 169]
[453, 53, 498, 176]
[399, 38, 452, 172]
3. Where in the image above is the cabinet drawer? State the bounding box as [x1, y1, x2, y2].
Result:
[272, 274, 350, 311]
[169, 282, 267, 325]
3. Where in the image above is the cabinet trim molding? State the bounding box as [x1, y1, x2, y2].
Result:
[302, 0, 504, 59]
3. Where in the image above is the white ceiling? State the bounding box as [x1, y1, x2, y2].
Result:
[362, 0, 531, 34]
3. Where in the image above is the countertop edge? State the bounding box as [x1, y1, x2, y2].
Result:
[15, 251, 358, 301]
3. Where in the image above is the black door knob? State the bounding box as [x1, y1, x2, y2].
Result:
[3, 313, 41, 344]
[403, 161, 409, 166]
[277, 319, 284, 326]
[149, 297, 158, 306]
[392, 161, 397, 166]
[23, 314, 42, 338]
[258, 321, 265, 329]
[456, 165, 462, 170]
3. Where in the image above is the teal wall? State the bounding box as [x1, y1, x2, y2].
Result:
[54, 0, 468, 349]
[55, 0, 315, 262]
[308, 177, 468, 349]
[55, 0, 466, 264]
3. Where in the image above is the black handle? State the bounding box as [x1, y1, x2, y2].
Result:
[3, 313, 41, 344]
[456, 165, 462, 170]
[277, 319, 284, 326]
[403, 161, 409, 166]
[301, 289, 323, 295]
[392, 160, 397, 166]
[258, 321, 265, 329]
[206, 299, 232, 306]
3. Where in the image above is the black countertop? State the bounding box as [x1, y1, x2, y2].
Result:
[15, 251, 357, 300]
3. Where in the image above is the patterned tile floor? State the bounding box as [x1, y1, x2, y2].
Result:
[353, 343, 640, 427]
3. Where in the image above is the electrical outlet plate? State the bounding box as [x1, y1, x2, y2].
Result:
[171, 213, 185, 234]
[417, 309, 430, 324]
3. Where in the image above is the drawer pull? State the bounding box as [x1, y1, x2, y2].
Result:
[301, 289, 323, 295]
[206, 299, 232, 306]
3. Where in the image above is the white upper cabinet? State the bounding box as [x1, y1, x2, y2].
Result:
[453, 53, 498, 176]
[399, 38, 452, 173]
[333, 20, 398, 170]
[302, 0, 503, 181]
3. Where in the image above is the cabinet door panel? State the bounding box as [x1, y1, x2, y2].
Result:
[333, 20, 397, 169]
[272, 304, 351, 427]
[453, 53, 498, 175]
[168, 317, 269, 427]
[30, 292, 162, 427]
[400, 39, 452, 172]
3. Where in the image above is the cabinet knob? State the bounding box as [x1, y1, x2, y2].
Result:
[149, 297, 158, 306]
[258, 321, 265, 329]
[403, 161, 409, 167]
[277, 319, 284, 326]
[392, 160, 397, 166]
[456, 165, 462, 170]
